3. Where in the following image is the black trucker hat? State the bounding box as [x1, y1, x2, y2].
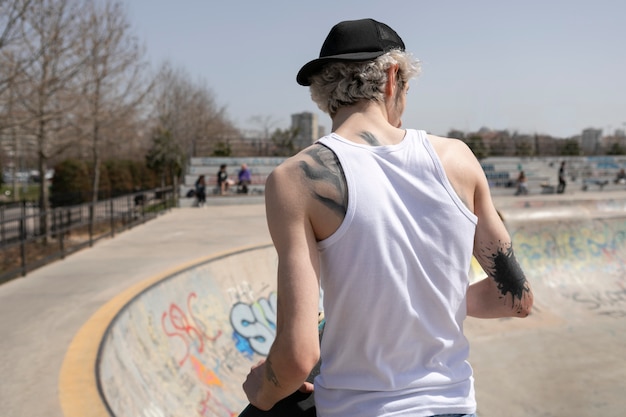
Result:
[296, 18, 406, 86]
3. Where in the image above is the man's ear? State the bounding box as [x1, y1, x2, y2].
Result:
[385, 65, 399, 98]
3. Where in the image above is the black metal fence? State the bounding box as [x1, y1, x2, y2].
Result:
[0, 187, 175, 284]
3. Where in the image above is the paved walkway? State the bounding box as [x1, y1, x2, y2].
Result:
[0, 202, 270, 417]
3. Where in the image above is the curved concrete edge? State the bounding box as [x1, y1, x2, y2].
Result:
[57, 243, 272, 417]
[466, 215, 626, 416]
[56, 195, 626, 417]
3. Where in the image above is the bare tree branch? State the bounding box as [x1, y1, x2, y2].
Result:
[71, 0, 153, 203]
[11, 0, 87, 234]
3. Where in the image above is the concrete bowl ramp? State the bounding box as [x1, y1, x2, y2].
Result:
[466, 194, 626, 416]
[61, 194, 626, 417]
[78, 244, 279, 417]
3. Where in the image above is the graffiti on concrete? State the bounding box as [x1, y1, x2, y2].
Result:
[230, 291, 278, 358]
[99, 246, 280, 417]
[569, 288, 626, 318]
[510, 218, 626, 318]
[158, 290, 237, 415]
[512, 219, 626, 275]
[198, 388, 237, 417]
[161, 291, 223, 367]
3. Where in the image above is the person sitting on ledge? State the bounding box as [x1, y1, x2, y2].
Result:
[238, 163, 252, 194]
[217, 164, 234, 195]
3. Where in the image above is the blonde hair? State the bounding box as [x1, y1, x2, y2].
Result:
[308, 50, 421, 116]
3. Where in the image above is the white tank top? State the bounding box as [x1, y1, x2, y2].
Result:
[315, 129, 478, 417]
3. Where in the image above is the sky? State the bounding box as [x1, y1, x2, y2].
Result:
[126, 0, 626, 139]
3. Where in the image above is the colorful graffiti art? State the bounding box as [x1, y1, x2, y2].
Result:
[509, 217, 626, 318]
[230, 291, 277, 358]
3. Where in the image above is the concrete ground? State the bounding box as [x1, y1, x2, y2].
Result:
[1, 189, 625, 417]
[0, 201, 270, 417]
[467, 192, 626, 416]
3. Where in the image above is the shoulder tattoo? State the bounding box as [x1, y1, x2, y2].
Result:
[299, 144, 348, 217]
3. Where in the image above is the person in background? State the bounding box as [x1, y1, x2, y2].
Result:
[557, 161, 567, 194]
[238, 163, 252, 194]
[194, 174, 206, 206]
[217, 164, 231, 195]
[614, 168, 626, 184]
[515, 170, 528, 195]
[243, 18, 533, 417]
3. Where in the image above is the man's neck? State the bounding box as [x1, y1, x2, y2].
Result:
[331, 101, 383, 130]
[331, 101, 404, 146]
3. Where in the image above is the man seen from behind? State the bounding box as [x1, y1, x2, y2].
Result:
[243, 18, 533, 417]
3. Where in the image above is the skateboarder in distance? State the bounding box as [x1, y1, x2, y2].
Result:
[243, 18, 533, 417]
[557, 161, 567, 193]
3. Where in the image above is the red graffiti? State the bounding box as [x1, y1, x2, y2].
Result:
[161, 292, 222, 366]
[198, 389, 237, 417]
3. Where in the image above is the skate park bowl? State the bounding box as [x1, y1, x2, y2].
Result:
[59, 194, 626, 417]
[59, 244, 280, 417]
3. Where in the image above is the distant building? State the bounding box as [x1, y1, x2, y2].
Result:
[291, 112, 319, 150]
[581, 128, 602, 154]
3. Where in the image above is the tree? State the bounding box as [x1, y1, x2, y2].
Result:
[447, 129, 465, 140]
[15, 0, 86, 235]
[559, 139, 581, 156]
[488, 130, 513, 156]
[465, 135, 488, 160]
[1, 1, 34, 201]
[150, 62, 237, 163]
[0, 0, 33, 96]
[49, 158, 90, 207]
[145, 127, 183, 199]
[249, 114, 280, 141]
[0, 51, 21, 200]
[271, 127, 299, 156]
[73, 0, 152, 206]
[515, 140, 534, 157]
[606, 142, 625, 156]
[212, 141, 232, 156]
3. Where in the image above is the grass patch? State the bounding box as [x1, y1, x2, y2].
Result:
[0, 184, 40, 202]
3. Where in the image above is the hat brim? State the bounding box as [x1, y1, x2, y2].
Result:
[296, 51, 385, 86]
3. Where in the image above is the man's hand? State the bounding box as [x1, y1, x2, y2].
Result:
[243, 359, 315, 411]
[243, 359, 274, 411]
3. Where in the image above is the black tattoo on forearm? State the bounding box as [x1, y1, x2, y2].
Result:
[359, 131, 382, 146]
[480, 241, 531, 313]
[300, 145, 348, 216]
[265, 358, 281, 388]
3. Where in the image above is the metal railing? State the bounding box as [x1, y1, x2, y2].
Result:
[0, 187, 175, 284]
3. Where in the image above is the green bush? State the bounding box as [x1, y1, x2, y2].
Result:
[103, 160, 134, 197]
[101, 160, 158, 195]
[129, 162, 158, 190]
[50, 159, 91, 207]
[50, 159, 159, 207]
